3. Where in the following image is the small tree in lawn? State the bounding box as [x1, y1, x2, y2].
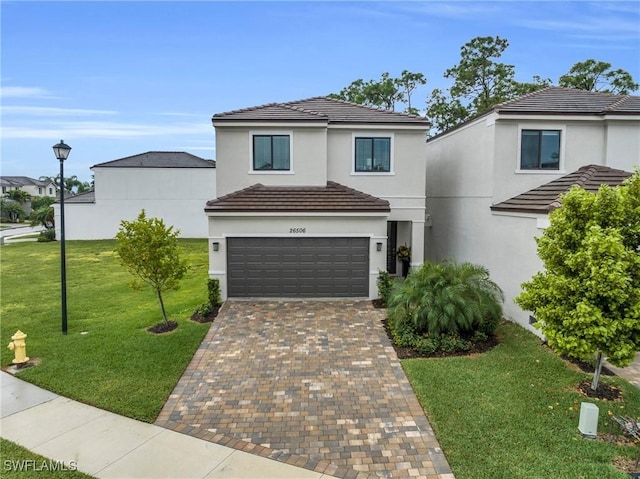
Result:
[516, 172, 640, 391]
[115, 210, 188, 328]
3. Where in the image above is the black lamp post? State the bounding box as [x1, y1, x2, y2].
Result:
[52, 140, 71, 335]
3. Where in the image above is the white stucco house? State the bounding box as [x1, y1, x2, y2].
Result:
[424, 87, 640, 331]
[1, 176, 57, 198]
[206, 97, 430, 300]
[56, 152, 216, 240]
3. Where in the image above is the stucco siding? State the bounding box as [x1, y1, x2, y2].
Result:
[207, 214, 388, 300]
[215, 126, 328, 196]
[57, 166, 216, 240]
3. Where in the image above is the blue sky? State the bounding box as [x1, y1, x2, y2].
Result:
[2, 1, 639, 183]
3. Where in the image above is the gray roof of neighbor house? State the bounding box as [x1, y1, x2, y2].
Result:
[63, 190, 95, 204]
[212, 97, 431, 125]
[491, 165, 633, 214]
[93, 152, 215, 169]
[205, 182, 391, 213]
[0, 176, 53, 187]
[494, 87, 640, 115]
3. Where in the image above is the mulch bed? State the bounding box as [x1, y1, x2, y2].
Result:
[578, 380, 623, 401]
[147, 320, 178, 334]
[380, 317, 499, 359]
[190, 305, 221, 323]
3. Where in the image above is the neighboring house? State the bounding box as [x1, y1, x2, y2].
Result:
[206, 97, 430, 300]
[55, 152, 216, 240]
[424, 87, 639, 331]
[1, 176, 57, 197]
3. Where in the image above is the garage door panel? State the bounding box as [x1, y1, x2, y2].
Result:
[227, 237, 369, 297]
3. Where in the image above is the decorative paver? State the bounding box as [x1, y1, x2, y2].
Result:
[156, 300, 454, 479]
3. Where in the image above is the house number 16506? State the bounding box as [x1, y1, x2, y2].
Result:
[289, 228, 306, 234]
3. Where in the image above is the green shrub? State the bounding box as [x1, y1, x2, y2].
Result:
[207, 278, 222, 307]
[37, 229, 56, 242]
[376, 270, 395, 306]
[196, 302, 213, 317]
[388, 317, 474, 355]
[388, 260, 504, 337]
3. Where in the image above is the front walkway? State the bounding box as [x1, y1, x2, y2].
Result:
[156, 300, 453, 479]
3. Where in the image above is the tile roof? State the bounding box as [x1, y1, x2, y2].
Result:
[491, 165, 633, 214]
[0, 176, 52, 187]
[494, 87, 640, 115]
[93, 152, 215, 168]
[63, 190, 95, 204]
[213, 96, 430, 125]
[205, 182, 390, 213]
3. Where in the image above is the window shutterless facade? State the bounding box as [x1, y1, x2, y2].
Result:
[354, 137, 391, 172]
[520, 130, 561, 170]
[252, 135, 290, 171]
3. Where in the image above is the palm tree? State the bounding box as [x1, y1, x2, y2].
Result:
[388, 260, 504, 336]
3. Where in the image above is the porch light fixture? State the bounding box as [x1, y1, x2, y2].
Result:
[52, 140, 71, 335]
[376, 242, 383, 252]
[212, 242, 219, 252]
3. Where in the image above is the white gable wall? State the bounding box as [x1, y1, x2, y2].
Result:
[57, 166, 216, 240]
[426, 113, 639, 332]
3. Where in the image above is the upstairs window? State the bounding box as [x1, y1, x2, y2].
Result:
[253, 135, 290, 171]
[520, 130, 561, 170]
[355, 137, 391, 172]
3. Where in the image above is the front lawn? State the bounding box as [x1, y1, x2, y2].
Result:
[0, 239, 211, 422]
[403, 321, 640, 479]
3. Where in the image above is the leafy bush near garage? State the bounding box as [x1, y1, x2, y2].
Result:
[376, 269, 396, 307]
[387, 260, 503, 353]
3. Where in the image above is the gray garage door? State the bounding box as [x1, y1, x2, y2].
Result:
[227, 237, 369, 297]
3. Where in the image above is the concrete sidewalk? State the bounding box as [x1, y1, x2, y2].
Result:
[0, 372, 337, 479]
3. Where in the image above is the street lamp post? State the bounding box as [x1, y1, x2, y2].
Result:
[52, 140, 71, 335]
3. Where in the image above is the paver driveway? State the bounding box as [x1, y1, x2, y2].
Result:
[156, 301, 454, 479]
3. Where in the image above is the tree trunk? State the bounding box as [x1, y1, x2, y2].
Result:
[156, 289, 169, 327]
[591, 350, 604, 391]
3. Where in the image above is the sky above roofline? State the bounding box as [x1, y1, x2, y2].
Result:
[2, 1, 638, 182]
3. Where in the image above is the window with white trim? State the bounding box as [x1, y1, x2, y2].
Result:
[252, 134, 290, 171]
[354, 136, 391, 172]
[520, 130, 561, 170]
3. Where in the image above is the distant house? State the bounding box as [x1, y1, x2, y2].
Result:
[1, 176, 57, 198]
[424, 87, 639, 331]
[206, 96, 430, 300]
[56, 152, 216, 240]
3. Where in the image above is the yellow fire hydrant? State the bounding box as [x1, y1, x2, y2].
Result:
[7, 330, 29, 365]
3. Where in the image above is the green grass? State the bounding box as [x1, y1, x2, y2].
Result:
[0, 239, 211, 422]
[403, 322, 640, 478]
[0, 439, 95, 478]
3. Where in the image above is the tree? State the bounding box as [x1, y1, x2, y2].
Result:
[426, 36, 549, 134]
[0, 199, 27, 223]
[330, 70, 427, 114]
[30, 205, 54, 229]
[396, 70, 427, 115]
[4, 189, 31, 204]
[559, 59, 639, 95]
[114, 210, 188, 327]
[516, 172, 640, 390]
[39, 175, 88, 195]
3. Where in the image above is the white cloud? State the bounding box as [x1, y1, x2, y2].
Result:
[3, 106, 118, 116]
[1, 120, 210, 140]
[0, 86, 57, 99]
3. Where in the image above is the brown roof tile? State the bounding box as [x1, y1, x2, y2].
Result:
[491, 165, 633, 214]
[495, 87, 640, 115]
[205, 182, 390, 213]
[213, 97, 430, 125]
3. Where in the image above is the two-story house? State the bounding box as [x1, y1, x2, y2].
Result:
[1, 176, 57, 198]
[205, 97, 430, 300]
[57, 152, 216, 240]
[425, 87, 640, 331]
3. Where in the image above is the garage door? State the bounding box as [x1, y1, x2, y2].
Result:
[227, 237, 369, 297]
